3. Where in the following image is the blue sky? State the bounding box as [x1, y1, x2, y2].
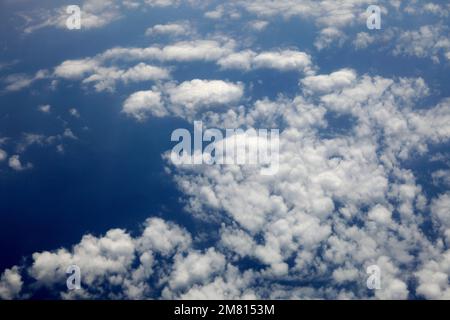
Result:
[0, 0, 450, 300]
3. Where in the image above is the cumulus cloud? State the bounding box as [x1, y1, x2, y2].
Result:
[122, 89, 166, 121]
[393, 25, 450, 63]
[55, 59, 170, 92]
[6, 37, 314, 93]
[353, 32, 375, 50]
[54, 59, 99, 80]
[101, 40, 235, 63]
[301, 69, 357, 93]
[166, 79, 244, 112]
[122, 79, 244, 121]
[145, 21, 193, 37]
[23, 217, 194, 299]
[0, 267, 23, 299]
[314, 27, 347, 50]
[8, 155, 33, 171]
[218, 49, 313, 73]
[38, 104, 51, 113]
[161, 71, 450, 299]
[165, 248, 226, 292]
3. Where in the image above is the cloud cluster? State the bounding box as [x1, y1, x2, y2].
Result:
[122, 79, 244, 121]
[3, 69, 450, 299]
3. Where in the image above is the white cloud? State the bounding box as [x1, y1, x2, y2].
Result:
[22, 217, 194, 299]
[161, 70, 450, 299]
[145, 21, 193, 37]
[137, 217, 192, 255]
[218, 49, 313, 73]
[301, 69, 357, 93]
[122, 79, 244, 121]
[101, 40, 235, 63]
[122, 89, 166, 120]
[314, 27, 346, 50]
[9, 155, 33, 171]
[0, 267, 22, 299]
[54, 59, 99, 80]
[54, 59, 170, 92]
[416, 249, 450, 299]
[248, 20, 269, 31]
[69, 108, 81, 118]
[82, 63, 170, 92]
[431, 193, 450, 243]
[393, 25, 450, 63]
[119, 63, 170, 83]
[252, 50, 313, 72]
[166, 248, 226, 292]
[2, 70, 49, 92]
[166, 79, 244, 112]
[353, 32, 375, 50]
[432, 170, 450, 187]
[38, 104, 51, 113]
[217, 50, 256, 71]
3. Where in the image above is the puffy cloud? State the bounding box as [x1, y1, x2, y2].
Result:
[165, 248, 226, 293]
[314, 27, 346, 51]
[122, 89, 166, 120]
[301, 69, 357, 93]
[30, 229, 135, 287]
[23, 217, 193, 299]
[431, 193, 450, 243]
[432, 170, 450, 187]
[166, 79, 244, 112]
[252, 50, 313, 73]
[54, 59, 99, 80]
[101, 40, 235, 63]
[161, 70, 450, 299]
[83, 63, 170, 92]
[8, 155, 33, 171]
[137, 217, 192, 255]
[177, 265, 257, 300]
[0, 267, 23, 299]
[218, 49, 313, 73]
[217, 50, 256, 71]
[145, 21, 193, 37]
[353, 32, 375, 50]
[122, 79, 244, 121]
[416, 250, 450, 299]
[393, 25, 450, 63]
[55, 60, 170, 92]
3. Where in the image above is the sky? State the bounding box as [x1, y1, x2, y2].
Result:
[0, 0, 449, 300]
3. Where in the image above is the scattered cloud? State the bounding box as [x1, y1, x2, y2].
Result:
[8, 155, 33, 171]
